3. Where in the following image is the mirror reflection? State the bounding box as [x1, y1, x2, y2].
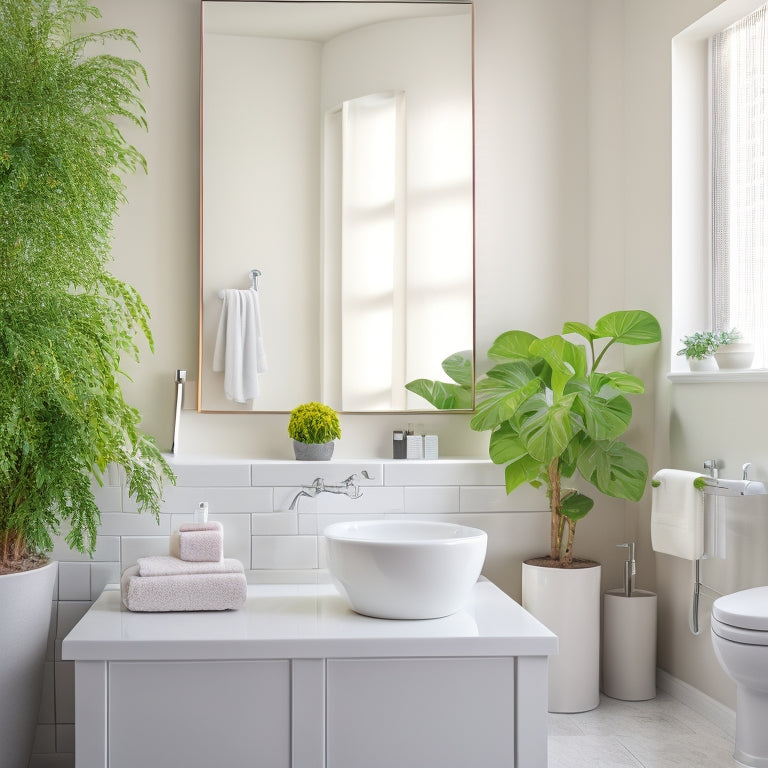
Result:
[200, 1, 474, 412]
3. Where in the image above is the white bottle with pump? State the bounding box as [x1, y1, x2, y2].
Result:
[194, 501, 209, 524]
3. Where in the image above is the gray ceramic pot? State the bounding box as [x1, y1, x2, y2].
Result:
[293, 440, 334, 460]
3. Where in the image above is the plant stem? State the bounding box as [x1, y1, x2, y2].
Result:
[548, 459, 561, 560]
[562, 518, 575, 566]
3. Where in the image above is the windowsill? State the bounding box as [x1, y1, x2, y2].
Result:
[668, 369, 768, 383]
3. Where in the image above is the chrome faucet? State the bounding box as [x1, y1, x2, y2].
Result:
[288, 471, 373, 510]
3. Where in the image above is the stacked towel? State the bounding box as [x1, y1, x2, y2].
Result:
[121, 521, 246, 612]
[651, 469, 705, 560]
[121, 562, 246, 612]
[178, 521, 224, 562]
[212, 288, 267, 403]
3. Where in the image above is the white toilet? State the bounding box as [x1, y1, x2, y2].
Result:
[711, 586, 768, 768]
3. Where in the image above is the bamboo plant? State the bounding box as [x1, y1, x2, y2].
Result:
[470, 310, 661, 566]
[0, 0, 173, 573]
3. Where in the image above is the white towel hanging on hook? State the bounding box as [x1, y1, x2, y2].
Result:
[212, 288, 267, 402]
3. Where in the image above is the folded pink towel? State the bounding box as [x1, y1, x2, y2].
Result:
[178, 520, 223, 562]
[137, 555, 243, 578]
[120, 565, 247, 612]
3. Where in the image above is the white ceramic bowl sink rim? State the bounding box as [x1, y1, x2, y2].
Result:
[324, 520, 488, 620]
[324, 520, 486, 545]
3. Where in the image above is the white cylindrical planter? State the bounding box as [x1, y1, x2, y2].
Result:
[602, 589, 657, 701]
[522, 561, 601, 713]
[0, 560, 57, 767]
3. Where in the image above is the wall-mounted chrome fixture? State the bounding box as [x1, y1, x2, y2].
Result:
[218, 269, 262, 299]
[171, 369, 186, 455]
[288, 471, 374, 511]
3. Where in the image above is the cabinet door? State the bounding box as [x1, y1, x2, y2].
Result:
[326, 657, 515, 768]
[108, 660, 290, 768]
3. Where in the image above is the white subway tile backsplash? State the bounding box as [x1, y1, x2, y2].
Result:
[168, 461, 252, 487]
[209, 513, 251, 566]
[383, 460, 503, 486]
[38, 662, 55, 723]
[315, 486, 404, 515]
[49, 534, 120, 563]
[404, 486, 460, 514]
[97, 511, 170, 536]
[120, 536, 171, 569]
[299, 513, 388, 536]
[252, 512, 298, 536]
[88, 484, 122, 513]
[251, 462, 383, 487]
[157, 485, 273, 515]
[56, 601, 91, 639]
[460, 484, 548, 513]
[57, 563, 91, 601]
[90, 562, 121, 600]
[54, 661, 75, 723]
[251, 535, 318, 569]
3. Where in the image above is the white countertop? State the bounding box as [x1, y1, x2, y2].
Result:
[62, 580, 557, 662]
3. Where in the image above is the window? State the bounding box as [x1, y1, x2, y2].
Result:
[711, 4, 768, 367]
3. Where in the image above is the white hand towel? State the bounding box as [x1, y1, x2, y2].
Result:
[120, 565, 247, 612]
[213, 288, 267, 403]
[137, 555, 243, 578]
[651, 469, 705, 560]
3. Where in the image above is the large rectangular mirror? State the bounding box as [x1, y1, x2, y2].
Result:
[199, 1, 474, 412]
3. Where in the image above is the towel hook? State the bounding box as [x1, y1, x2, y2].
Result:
[249, 269, 261, 291]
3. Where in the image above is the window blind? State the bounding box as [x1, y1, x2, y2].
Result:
[711, 4, 768, 367]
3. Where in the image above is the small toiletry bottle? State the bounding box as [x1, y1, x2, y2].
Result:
[423, 434, 439, 460]
[194, 501, 209, 524]
[406, 433, 424, 459]
[393, 430, 406, 459]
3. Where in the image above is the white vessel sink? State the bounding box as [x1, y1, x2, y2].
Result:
[324, 520, 487, 620]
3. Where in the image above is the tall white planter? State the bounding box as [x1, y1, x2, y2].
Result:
[0, 560, 57, 767]
[522, 561, 601, 713]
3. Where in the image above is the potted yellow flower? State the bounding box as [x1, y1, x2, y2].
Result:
[288, 402, 341, 460]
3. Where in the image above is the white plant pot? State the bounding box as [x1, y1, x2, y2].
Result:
[714, 342, 754, 369]
[687, 356, 718, 372]
[0, 560, 57, 767]
[522, 560, 601, 713]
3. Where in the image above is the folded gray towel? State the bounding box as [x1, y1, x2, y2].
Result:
[120, 565, 247, 612]
[137, 555, 244, 577]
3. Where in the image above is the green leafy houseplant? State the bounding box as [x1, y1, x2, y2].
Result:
[470, 310, 661, 567]
[405, 350, 474, 410]
[0, 0, 174, 573]
[288, 402, 342, 445]
[676, 331, 718, 361]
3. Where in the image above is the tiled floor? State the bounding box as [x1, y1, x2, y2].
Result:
[549, 691, 739, 767]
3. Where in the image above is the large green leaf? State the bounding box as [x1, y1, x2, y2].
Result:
[488, 423, 527, 465]
[404, 379, 472, 410]
[577, 391, 632, 441]
[596, 371, 645, 394]
[442, 350, 473, 386]
[562, 321, 597, 342]
[560, 492, 594, 522]
[470, 362, 540, 431]
[488, 330, 539, 361]
[518, 393, 577, 463]
[529, 335, 587, 397]
[593, 310, 662, 345]
[504, 453, 544, 493]
[576, 438, 649, 501]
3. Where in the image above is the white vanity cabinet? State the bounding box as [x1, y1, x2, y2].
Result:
[63, 581, 557, 768]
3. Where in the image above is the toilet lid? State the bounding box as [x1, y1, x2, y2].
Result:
[712, 586, 768, 631]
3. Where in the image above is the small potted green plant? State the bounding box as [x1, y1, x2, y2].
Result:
[713, 328, 754, 369]
[288, 402, 342, 460]
[676, 331, 719, 371]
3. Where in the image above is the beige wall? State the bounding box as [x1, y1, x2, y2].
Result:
[94, 0, 768, 711]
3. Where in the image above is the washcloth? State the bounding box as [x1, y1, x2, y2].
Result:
[651, 469, 705, 560]
[137, 555, 243, 578]
[120, 565, 247, 612]
[212, 288, 267, 403]
[178, 521, 224, 562]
